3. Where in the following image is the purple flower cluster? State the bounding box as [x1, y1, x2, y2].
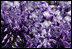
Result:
[1, 1, 71, 48]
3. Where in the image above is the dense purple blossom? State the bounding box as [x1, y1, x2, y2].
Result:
[1, 1, 71, 48]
